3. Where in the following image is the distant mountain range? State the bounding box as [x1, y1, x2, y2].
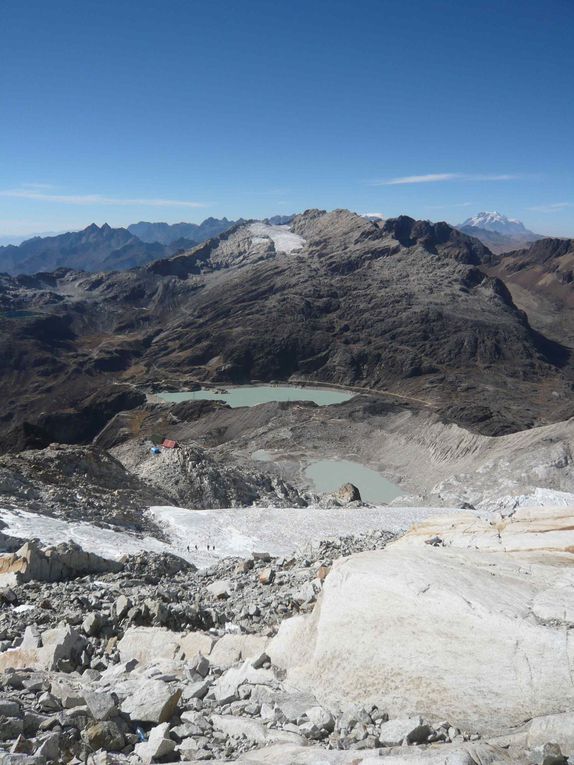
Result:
[127, 217, 241, 246]
[0, 217, 242, 276]
[457, 211, 543, 254]
[0, 223, 198, 275]
[0, 210, 555, 277]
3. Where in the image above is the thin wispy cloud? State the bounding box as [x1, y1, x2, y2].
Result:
[372, 173, 522, 186]
[20, 182, 58, 190]
[425, 201, 474, 210]
[528, 202, 574, 213]
[0, 189, 207, 208]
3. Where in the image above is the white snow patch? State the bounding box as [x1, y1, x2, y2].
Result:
[248, 223, 305, 254]
[5, 491, 568, 572]
[148, 504, 472, 568]
[0, 508, 172, 561]
[486, 488, 574, 515]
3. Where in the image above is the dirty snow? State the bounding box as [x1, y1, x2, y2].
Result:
[0, 504, 472, 569]
[248, 223, 305, 254]
[4, 493, 570, 571]
[485, 487, 574, 515]
[146, 504, 473, 568]
[0, 508, 170, 561]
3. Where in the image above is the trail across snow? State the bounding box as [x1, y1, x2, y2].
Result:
[148, 504, 471, 568]
[4, 493, 570, 570]
[0, 504, 471, 569]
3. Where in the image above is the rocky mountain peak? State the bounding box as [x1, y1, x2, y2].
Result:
[460, 211, 534, 236]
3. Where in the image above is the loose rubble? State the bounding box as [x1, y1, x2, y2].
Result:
[0, 522, 570, 764]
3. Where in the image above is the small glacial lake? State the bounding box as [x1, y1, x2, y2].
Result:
[305, 459, 403, 504]
[159, 385, 354, 408]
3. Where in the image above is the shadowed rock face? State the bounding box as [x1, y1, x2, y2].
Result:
[0, 209, 572, 449]
[485, 238, 574, 346]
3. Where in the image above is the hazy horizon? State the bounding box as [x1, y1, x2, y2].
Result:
[2, 0, 573, 239]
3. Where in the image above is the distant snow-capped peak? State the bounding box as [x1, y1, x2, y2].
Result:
[460, 211, 531, 235]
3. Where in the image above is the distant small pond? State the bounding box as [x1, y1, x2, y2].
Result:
[305, 459, 403, 504]
[159, 385, 354, 408]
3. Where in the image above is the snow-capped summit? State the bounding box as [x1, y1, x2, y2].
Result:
[460, 211, 532, 236]
[457, 211, 543, 254]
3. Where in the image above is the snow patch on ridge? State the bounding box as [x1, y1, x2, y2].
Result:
[248, 223, 305, 254]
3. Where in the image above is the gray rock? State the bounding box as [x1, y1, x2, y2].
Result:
[120, 680, 181, 723]
[182, 679, 210, 700]
[206, 580, 231, 599]
[0, 700, 21, 717]
[81, 613, 101, 637]
[33, 733, 60, 761]
[336, 483, 362, 504]
[20, 627, 41, 650]
[81, 721, 125, 752]
[0, 718, 24, 741]
[83, 691, 117, 721]
[114, 595, 131, 620]
[378, 716, 431, 746]
[134, 722, 175, 763]
[188, 652, 210, 678]
[306, 705, 335, 732]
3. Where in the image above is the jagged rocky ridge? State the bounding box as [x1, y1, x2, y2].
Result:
[1, 210, 572, 451]
[0, 224, 198, 276]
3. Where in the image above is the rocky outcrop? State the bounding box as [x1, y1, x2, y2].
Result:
[0, 540, 122, 587]
[112, 440, 311, 508]
[334, 483, 361, 504]
[485, 237, 574, 346]
[269, 506, 574, 735]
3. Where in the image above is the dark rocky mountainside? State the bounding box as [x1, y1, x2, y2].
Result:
[485, 237, 574, 346]
[128, 217, 241, 246]
[0, 223, 196, 275]
[0, 209, 572, 450]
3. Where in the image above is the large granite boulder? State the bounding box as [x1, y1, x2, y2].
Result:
[0, 540, 122, 587]
[269, 507, 574, 735]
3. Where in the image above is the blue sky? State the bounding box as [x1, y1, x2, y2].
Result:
[1, 0, 573, 240]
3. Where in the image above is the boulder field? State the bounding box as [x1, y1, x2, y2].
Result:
[0, 509, 573, 762]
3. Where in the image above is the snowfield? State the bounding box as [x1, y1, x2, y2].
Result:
[0, 503, 471, 569]
[2, 490, 572, 570]
[248, 223, 305, 254]
[0, 508, 171, 561]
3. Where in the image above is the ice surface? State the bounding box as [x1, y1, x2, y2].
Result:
[248, 223, 305, 254]
[0, 508, 170, 560]
[146, 504, 472, 568]
[3, 492, 569, 571]
[0, 504, 470, 569]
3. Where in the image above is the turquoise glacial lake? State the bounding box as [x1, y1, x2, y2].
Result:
[305, 459, 403, 504]
[159, 384, 354, 408]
